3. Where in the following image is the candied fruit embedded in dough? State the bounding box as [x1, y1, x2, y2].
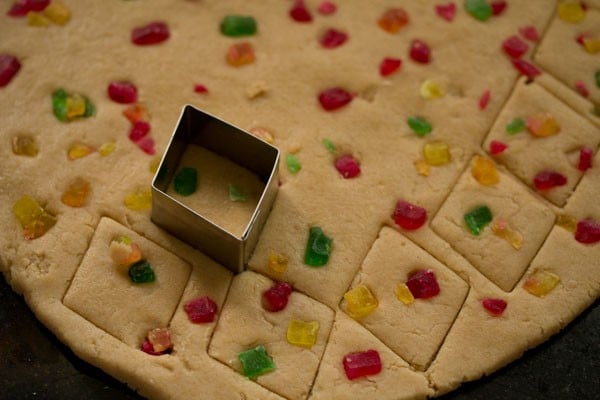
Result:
[285, 153, 302, 174]
[526, 113, 560, 137]
[342, 349, 382, 380]
[268, 252, 288, 273]
[318, 87, 353, 111]
[147, 328, 172, 353]
[523, 270, 560, 297]
[124, 187, 152, 211]
[13, 195, 44, 227]
[304, 226, 333, 267]
[533, 170, 567, 191]
[238, 345, 275, 379]
[481, 298, 507, 316]
[262, 282, 293, 312]
[334, 154, 361, 179]
[108, 81, 138, 104]
[286, 320, 319, 348]
[420, 79, 444, 99]
[320, 28, 347, 49]
[228, 184, 247, 202]
[395, 283, 414, 305]
[128, 260, 155, 284]
[173, 167, 198, 196]
[12, 135, 38, 157]
[379, 57, 402, 77]
[471, 155, 499, 186]
[519, 25, 539, 42]
[184, 296, 218, 323]
[43, 1, 70, 25]
[557, 214, 578, 232]
[491, 218, 523, 250]
[491, 0, 507, 16]
[489, 140, 508, 155]
[502, 35, 529, 58]
[0, 54, 21, 87]
[511, 59, 541, 79]
[123, 103, 150, 123]
[289, 0, 312, 23]
[406, 269, 440, 299]
[410, 39, 431, 64]
[68, 143, 95, 160]
[577, 146, 593, 172]
[506, 117, 526, 134]
[464, 205, 493, 235]
[129, 120, 151, 142]
[423, 141, 450, 166]
[110, 236, 142, 268]
[131, 21, 170, 45]
[343, 285, 378, 319]
[407, 116, 432, 137]
[318, 1, 336, 15]
[220, 15, 257, 37]
[377, 8, 409, 33]
[392, 200, 427, 230]
[479, 89, 491, 110]
[435, 3, 456, 22]
[465, 0, 493, 21]
[557, 1, 585, 23]
[61, 177, 91, 207]
[27, 11, 50, 26]
[575, 219, 600, 244]
[226, 42, 255, 67]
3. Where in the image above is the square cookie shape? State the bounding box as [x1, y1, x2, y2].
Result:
[341, 227, 469, 371]
[431, 156, 555, 292]
[208, 271, 334, 400]
[482, 79, 600, 207]
[534, 6, 600, 105]
[63, 217, 192, 347]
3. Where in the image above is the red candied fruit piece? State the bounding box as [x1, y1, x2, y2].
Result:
[511, 59, 541, 79]
[0, 54, 21, 87]
[108, 81, 138, 104]
[184, 296, 218, 323]
[576, 33, 588, 46]
[343, 350, 382, 380]
[318, 1, 337, 15]
[129, 120, 151, 142]
[335, 154, 361, 179]
[502, 35, 529, 58]
[262, 282, 293, 312]
[479, 89, 491, 110]
[318, 87, 353, 111]
[575, 81, 589, 98]
[7, 0, 49, 16]
[489, 140, 508, 155]
[379, 57, 402, 77]
[393, 200, 427, 230]
[290, 0, 312, 23]
[194, 84, 208, 94]
[533, 170, 567, 190]
[482, 298, 507, 316]
[320, 28, 348, 48]
[132, 22, 170, 45]
[578, 146, 593, 172]
[435, 2, 456, 22]
[491, 0, 507, 16]
[406, 270, 440, 299]
[409, 39, 431, 64]
[575, 219, 600, 244]
[141, 339, 161, 355]
[519, 25, 540, 42]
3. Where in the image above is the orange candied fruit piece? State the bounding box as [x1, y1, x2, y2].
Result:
[268, 251, 288, 273]
[523, 270, 560, 297]
[471, 155, 499, 186]
[377, 8, 409, 33]
[227, 42, 255, 67]
[526, 113, 560, 137]
[61, 177, 91, 207]
[491, 217, 523, 250]
[123, 103, 150, 123]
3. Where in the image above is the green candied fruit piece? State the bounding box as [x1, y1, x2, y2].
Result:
[323, 138, 336, 154]
[220, 15, 257, 37]
[285, 153, 301, 174]
[237, 345, 275, 379]
[84, 96, 96, 118]
[407, 116, 432, 137]
[304, 226, 333, 267]
[128, 260, 156, 283]
[465, 0, 493, 21]
[173, 167, 197, 196]
[464, 205, 493, 235]
[228, 183, 247, 202]
[505, 117, 526, 135]
[595, 70, 600, 88]
[52, 88, 69, 121]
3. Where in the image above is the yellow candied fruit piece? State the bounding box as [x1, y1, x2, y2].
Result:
[268, 251, 288, 273]
[61, 177, 91, 208]
[227, 42, 255, 67]
[99, 142, 116, 157]
[557, 2, 585, 23]
[13, 195, 44, 226]
[66, 94, 88, 119]
[471, 155, 499, 186]
[43, 0, 71, 25]
[149, 156, 161, 174]
[248, 127, 275, 144]
[582, 38, 600, 54]
[414, 159, 430, 176]
[68, 143, 96, 160]
[286, 320, 320, 349]
[343, 285, 378, 319]
[12, 135, 39, 157]
[22, 212, 57, 240]
[526, 113, 560, 137]
[556, 214, 578, 232]
[395, 283, 414, 305]
[523, 270, 560, 297]
[491, 218, 523, 250]
[27, 11, 50, 26]
[420, 79, 444, 99]
[124, 187, 152, 211]
[423, 141, 451, 166]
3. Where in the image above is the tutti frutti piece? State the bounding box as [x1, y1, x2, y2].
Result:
[12, 135, 39, 157]
[262, 282, 293, 312]
[481, 298, 507, 316]
[342, 349, 382, 380]
[471, 155, 499, 186]
[131, 21, 170, 45]
[464, 205, 493, 235]
[173, 167, 198, 196]
[423, 141, 450, 165]
[220, 15, 257, 37]
[268, 251, 288, 273]
[226, 42, 255, 66]
[286, 320, 320, 348]
[523, 270, 560, 297]
[12, 195, 57, 240]
[184, 296, 218, 323]
[533, 170, 567, 191]
[377, 8, 409, 33]
[334, 154, 361, 179]
[107, 81, 138, 104]
[320, 28, 348, 48]
[465, 0, 493, 21]
[407, 116, 432, 137]
[289, 0, 313, 23]
[304, 226, 333, 267]
[0, 54, 21, 87]
[110, 236, 142, 272]
[237, 345, 276, 379]
[405, 269, 440, 299]
[128, 260, 156, 284]
[343, 285, 378, 319]
[318, 87, 353, 111]
[52, 88, 95, 122]
[61, 177, 91, 207]
[285, 153, 302, 174]
[575, 219, 600, 244]
[392, 200, 427, 230]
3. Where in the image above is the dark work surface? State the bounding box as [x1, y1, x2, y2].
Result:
[0, 276, 598, 400]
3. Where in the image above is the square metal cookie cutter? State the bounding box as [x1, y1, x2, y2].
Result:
[151, 105, 280, 273]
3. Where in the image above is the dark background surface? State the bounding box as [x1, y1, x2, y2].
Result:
[0, 276, 598, 400]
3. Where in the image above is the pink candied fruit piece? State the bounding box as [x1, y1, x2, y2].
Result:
[318, 87, 353, 111]
[7, 0, 49, 16]
[0, 54, 21, 87]
[491, 0, 507, 16]
[519, 25, 540, 42]
[406, 269, 440, 299]
[511, 59, 541, 79]
[409, 39, 431, 64]
[132, 21, 170, 45]
[335, 154, 361, 178]
[502, 35, 529, 58]
[575, 80, 589, 98]
[379, 57, 402, 77]
[481, 298, 507, 316]
[262, 282, 293, 312]
[136, 136, 156, 155]
[533, 170, 567, 191]
[479, 89, 491, 110]
[343, 349, 382, 380]
[318, 1, 337, 15]
[290, 0, 312, 22]
[435, 2, 456, 22]
[184, 296, 218, 323]
[392, 200, 427, 230]
[129, 120, 151, 142]
[320, 28, 348, 48]
[578, 146, 593, 172]
[489, 140, 508, 155]
[107, 81, 138, 104]
[194, 84, 208, 94]
[575, 219, 600, 244]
